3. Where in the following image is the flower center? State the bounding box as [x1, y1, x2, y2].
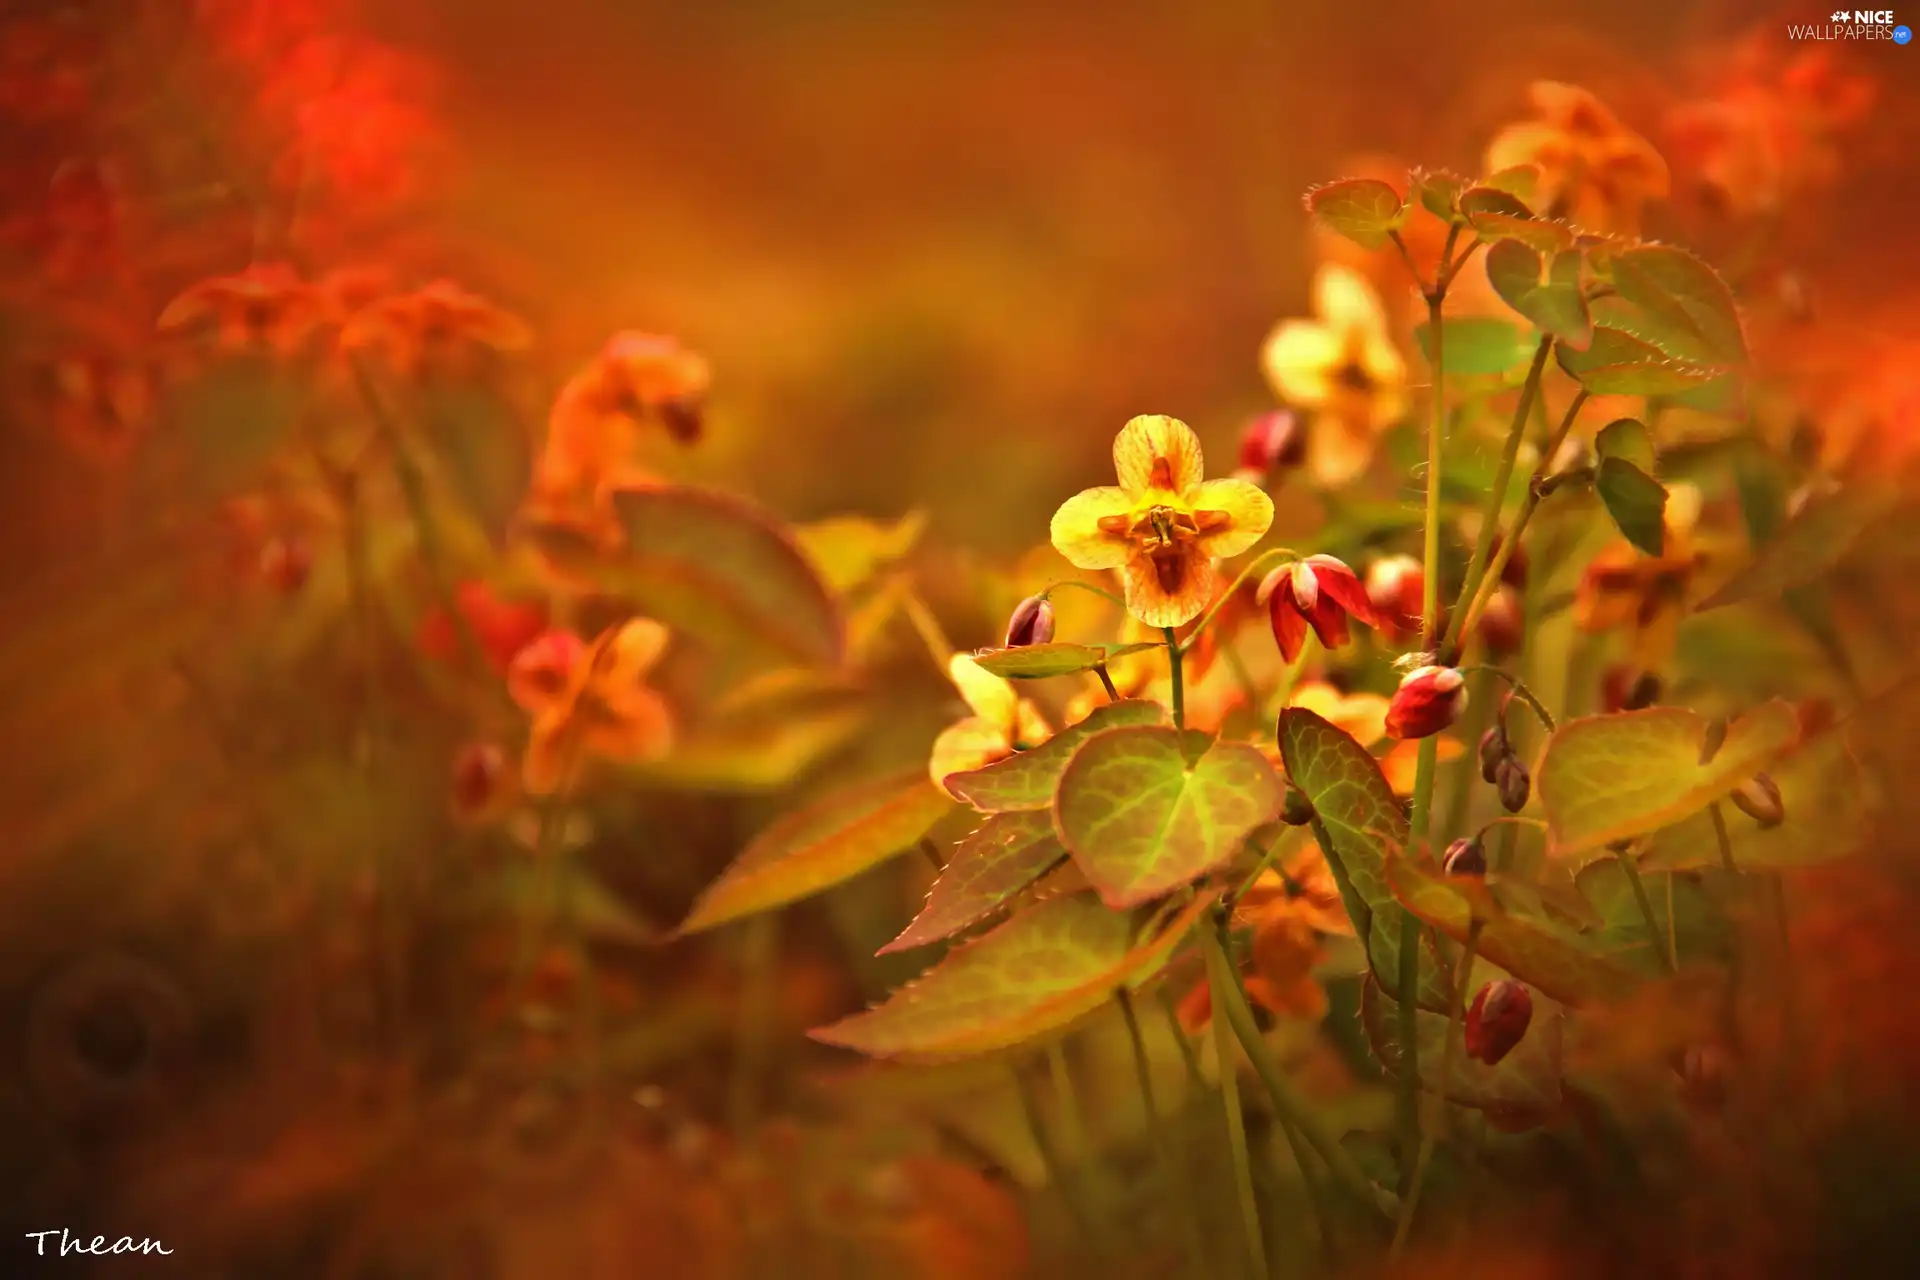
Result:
[1335, 359, 1373, 393]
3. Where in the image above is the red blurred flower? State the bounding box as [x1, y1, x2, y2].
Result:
[1466, 980, 1533, 1066]
[1256, 554, 1379, 663]
[1364, 553, 1425, 644]
[1385, 665, 1467, 740]
[339, 280, 532, 378]
[157, 263, 326, 355]
[416, 581, 550, 674]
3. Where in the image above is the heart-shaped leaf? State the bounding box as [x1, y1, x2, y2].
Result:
[523, 485, 844, 668]
[1486, 240, 1592, 349]
[1480, 165, 1540, 200]
[1359, 974, 1563, 1122]
[879, 810, 1067, 954]
[1695, 480, 1901, 612]
[1413, 317, 1532, 376]
[1609, 244, 1746, 366]
[1639, 729, 1874, 872]
[679, 772, 955, 934]
[1573, 858, 1736, 976]
[1305, 178, 1408, 250]
[1054, 727, 1281, 908]
[1385, 851, 1641, 1007]
[970, 641, 1158, 680]
[944, 699, 1166, 812]
[1536, 702, 1803, 858]
[1415, 169, 1466, 222]
[1555, 327, 1726, 397]
[811, 891, 1216, 1061]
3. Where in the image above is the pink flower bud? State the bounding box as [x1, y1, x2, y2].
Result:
[1235, 410, 1305, 477]
[1477, 586, 1524, 659]
[1385, 665, 1467, 740]
[1443, 837, 1486, 876]
[1364, 554, 1426, 643]
[1003, 594, 1056, 648]
[1728, 773, 1785, 828]
[1496, 756, 1531, 813]
[451, 742, 509, 819]
[1478, 726, 1508, 784]
[1465, 980, 1532, 1065]
[1257, 554, 1379, 663]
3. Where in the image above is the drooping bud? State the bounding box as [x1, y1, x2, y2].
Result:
[1478, 726, 1508, 784]
[1385, 666, 1467, 740]
[258, 535, 312, 593]
[1728, 773, 1785, 828]
[1281, 785, 1315, 827]
[1465, 980, 1533, 1066]
[1257, 555, 1380, 663]
[1443, 836, 1487, 877]
[1477, 586, 1524, 659]
[451, 741, 509, 819]
[1234, 409, 1306, 480]
[1003, 593, 1056, 648]
[1496, 757, 1531, 814]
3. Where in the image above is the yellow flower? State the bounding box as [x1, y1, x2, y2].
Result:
[1573, 483, 1706, 675]
[514, 618, 676, 795]
[1260, 264, 1409, 488]
[927, 654, 1053, 793]
[1049, 415, 1273, 628]
[1485, 81, 1670, 236]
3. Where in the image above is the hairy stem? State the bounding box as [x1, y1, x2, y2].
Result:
[1393, 921, 1482, 1255]
[1203, 929, 1269, 1278]
[1613, 843, 1675, 973]
[1118, 989, 1209, 1275]
[1461, 391, 1591, 638]
[1013, 1063, 1096, 1245]
[1456, 665, 1558, 732]
[1096, 664, 1121, 702]
[1163, 627, 1186, 731]
[1444, 337, 1554, 656]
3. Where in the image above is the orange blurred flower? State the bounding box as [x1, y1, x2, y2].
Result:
[156, 263, 326, 355]
[1261, 264, 1409, 488]
[1485, 81, 1669, 235]
[1572, 483, 1706, 674]
[340, 280, 532, 378]
[1049, 415, 1273, 628]
[534, 331, 712, 508]
[928, 653, 1052, 794]
[512, 619, 676, 795]
[1178, 846, 1351, 1031]
[416, 580, 550, 674]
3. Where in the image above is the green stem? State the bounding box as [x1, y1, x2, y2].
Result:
[1203, 924, 1401, 1221]
[1419, 295, 1447, 654]
[1163, 627, 1186, 731]
[1394, 906, 1423, 1192]
[1232, 826, 1294, 904]
[1272, 634, 1314, 715]
[1612, 843, 1675, 973]
[1392, 921, 1482, 1255]
[1046, 1040, 1089, 1166]
[1710, 803, 1738, 874]
[1443, 337, 1554, 656]
[1203, 927, 1270, 1278]
[1160, 989, 1206, 1096]
[1013, 1063, 1096, 1245]
[728, 914, 779, 1135]
[1095, 664, 1121, 702]
[1455, 665, 1557, 732]
[1180, 547, 1297, 655]
[1045, 578, 1129, 611]
[1118, 989, 1209, 1276]
[1460, 391, 1591, 640]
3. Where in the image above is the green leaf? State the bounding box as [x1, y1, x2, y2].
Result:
[1609, 244, 1746, 365]
[1535, 702, 1803, 859]
[1054, 727, 1282, 908]
[794, 510, 929, 595]
[811, 891, 1216, 1061]
[1639, 729, 1874, 872]
[1480, 165, 1539, 200]
[1413, 317, 1531, 376]
[943, 699, 1166, 812]
[679, 772, 954, 934]
[1695, 481, 1902, 612]
[484, 861, 659, 945]
[1359, 974, 1563, 1122]
[522, 485, 845, 668]
[159, 356, 301, 501]
[879, 810, 1066, 953]
[1594, 418, 1656, 472]
[970, 641, 1158, 680]
[1486, 240, 1592, 349]
[1415, 169, 1466, 222]
[416, 383, 532, 546]
[1385, 851, 1641, 1007]
[637, 668, 869, 792]
[1555, 326, 1727, 397]
[1459, 185, 1572, 253]
[1573, 859, 1735, 975]
[1305, 178, 1408, 251]
[1596, 460, 1668, 556]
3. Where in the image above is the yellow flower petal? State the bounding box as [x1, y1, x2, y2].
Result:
[581, 688, 675, 764]
[1316, 263, 1392, 345]
[1291, 683, 1390, 745]
[522, 714, 575, 796]
[1307, 411, 1378, 489]
[1122, 543, 1215, 629]
[1187, 478, 1274, 560]
[605, 617, 670, 681]
[947, 653, 1020, 733]
[1049, 485, 1136, 570]
[1261, 319, 1342, 406]
[1112, 414, 1204, 495]
[928, 717, 1013, 791]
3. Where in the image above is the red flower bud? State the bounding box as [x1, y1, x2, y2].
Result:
[1465, 980, 1533, 1065]
[1235, 409, 1305, 479]
[507, 629, 587, 712]
[1257, 554, 1379, 663]
[1364, 554, 1425, 643]
[258, 535, 312, 594]
[1496, 756, 1531, 813]
[418, 581, 550, 674]
[1477, 586, 1524, 659]
[1003, 593, 1056, 648]
[1728, 773, 1785, 828]
[1478, 726, 1508, 784]
[451, 741, 510, 819]
[1443, 837, 1486, 876]
[1385, 665, 1467, 740]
